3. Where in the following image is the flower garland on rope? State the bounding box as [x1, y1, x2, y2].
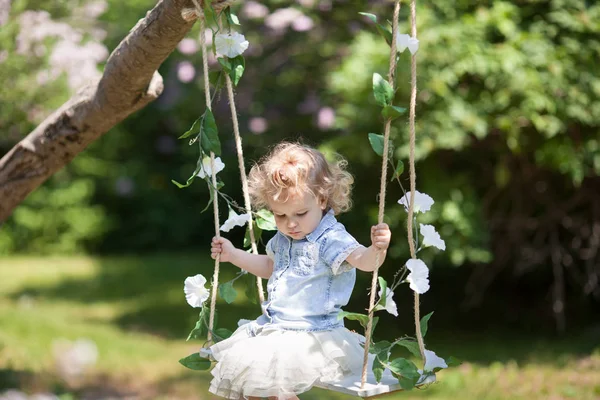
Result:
[340, 0, 460, 390]
[176, 0, 461, 389]
[175, 2, 276, 370]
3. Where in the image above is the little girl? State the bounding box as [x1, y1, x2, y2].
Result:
[209, 142, 391, 400]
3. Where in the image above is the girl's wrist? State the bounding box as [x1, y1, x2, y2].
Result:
[229, 247, 243, 265]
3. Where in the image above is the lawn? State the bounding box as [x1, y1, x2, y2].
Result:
[0, 255, 598, 399]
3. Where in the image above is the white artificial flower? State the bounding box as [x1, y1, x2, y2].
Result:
[184, 274, 210, 308]
[398, 190, 434, 214]
[197, 156, 225, 179]
[405, 259, 430, 294]
[220, 209, 251, 232]
[377, 286, 398, 316]
[396, 32, 419, 54]
[419, 224, 446, 251]
[424, 349, 448, 372]
[215, 32, 249, 58]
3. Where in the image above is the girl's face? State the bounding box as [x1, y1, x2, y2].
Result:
[268, 192, 327, 240]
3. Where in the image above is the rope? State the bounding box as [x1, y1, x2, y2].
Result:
[224, 73, 266, 304]
[360, 0, 401, 389]
[195, 3, 221, 344]
[407, 0, 426, 362]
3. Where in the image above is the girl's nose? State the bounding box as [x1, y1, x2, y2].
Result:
[287, 219, 298, 228]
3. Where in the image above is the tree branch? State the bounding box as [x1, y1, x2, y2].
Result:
[0, 0, 232, 222]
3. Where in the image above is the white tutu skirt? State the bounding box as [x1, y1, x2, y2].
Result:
[208, 323, 366, 399]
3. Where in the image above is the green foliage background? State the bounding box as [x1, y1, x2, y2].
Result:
[1, 0, 599, 329]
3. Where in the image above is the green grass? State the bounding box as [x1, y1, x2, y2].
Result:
[0, 255, 598, 399]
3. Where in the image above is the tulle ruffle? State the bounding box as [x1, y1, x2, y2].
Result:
[208, 323, 366, 399]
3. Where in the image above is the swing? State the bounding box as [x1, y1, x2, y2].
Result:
[192, 0, 434, 398]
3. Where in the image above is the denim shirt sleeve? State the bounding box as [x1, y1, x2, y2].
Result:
[265, 234, 277, 260]
[320, 223, 362, 275]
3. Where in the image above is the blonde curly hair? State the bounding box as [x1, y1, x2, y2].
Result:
[248, 142, 354, 215]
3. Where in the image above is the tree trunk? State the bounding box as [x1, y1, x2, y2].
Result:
[0, 0, 231, 222]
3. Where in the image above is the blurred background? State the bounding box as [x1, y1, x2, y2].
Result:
[1, 0, 599, 399]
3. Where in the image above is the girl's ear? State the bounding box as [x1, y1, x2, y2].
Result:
[319, 197, 328, 210]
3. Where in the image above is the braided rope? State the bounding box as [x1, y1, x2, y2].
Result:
[224, 74, 265, 303]
[194, 1, 221, 344]
[360, 0, 401, 389]
[407, 0, 426, 363]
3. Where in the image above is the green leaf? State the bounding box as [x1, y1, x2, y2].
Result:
[224, 7, 240, 25]
[187, 307, 209, 341]
[382, 105, 407, 120]
[186, 319, 203, 341]
[337, 311, 369, 328]
[200, 180, 215, 213]
[255, 209, 277, 231]
[397, 375, 418, 391]
[376, 23, 393, 46]
[218, 281, 237, 304]
[368, 133, 385, 157]
[209, 70, 222, 86]
[214, 328, 233, 341]
[200, 109, 221, 156]
[372, 357, 385, 383]
[229, 55, 245, 86]
[179, 353, 212, 371]
[178, 117, 201, 139]
[373, 73, 394, 107]
[393, 339, 421, 358]
[369, 340, 392, 355]
[389, 358, 420, 379]
[244, 221, 262, 249]
[371, 316, 379, 337]
[218, 56, 244, 86]
[370, 340, 391, 383]
[203, 1, 217, 28]
[391, 160, 404, 181]
[244, 271, 259, 305]
[171, 179, 190, 189]
[339, 312, 378, 338]
[360, 13, 393, 46]
[377, 276, 388, 308]
[388, 358, 420, 389]
[446, 356, 462, 368]
[171, 156, 204, 189]
[218, 57, 232, 73]
[420, 311, 434, 338]
[359, 12, 377, 23]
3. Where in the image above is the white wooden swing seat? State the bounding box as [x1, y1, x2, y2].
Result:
[314, 364, 436, 398]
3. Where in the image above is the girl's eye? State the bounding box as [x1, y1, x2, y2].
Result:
[297, 211, 308, 217]
[274, 214, 285, 219]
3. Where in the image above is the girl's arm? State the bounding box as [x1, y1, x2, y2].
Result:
[211, 237, 274, 279]
[229, 249, 274, 279]
[345, 223, 391, 272]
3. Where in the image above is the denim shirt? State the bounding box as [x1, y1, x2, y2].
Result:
[252, 209, 362, 332]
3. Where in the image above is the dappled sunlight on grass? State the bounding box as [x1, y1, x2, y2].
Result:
[1, 255, 598, 399]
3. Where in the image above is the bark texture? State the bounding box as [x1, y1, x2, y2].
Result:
[0, 0, 232, 222]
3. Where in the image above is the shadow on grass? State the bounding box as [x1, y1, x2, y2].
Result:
[9, 253, 263, 339]
[8, 253, 600, 367]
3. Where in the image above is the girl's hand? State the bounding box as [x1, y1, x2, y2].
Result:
[211, 237, 237, 263]
[371, 223, 391, 250]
